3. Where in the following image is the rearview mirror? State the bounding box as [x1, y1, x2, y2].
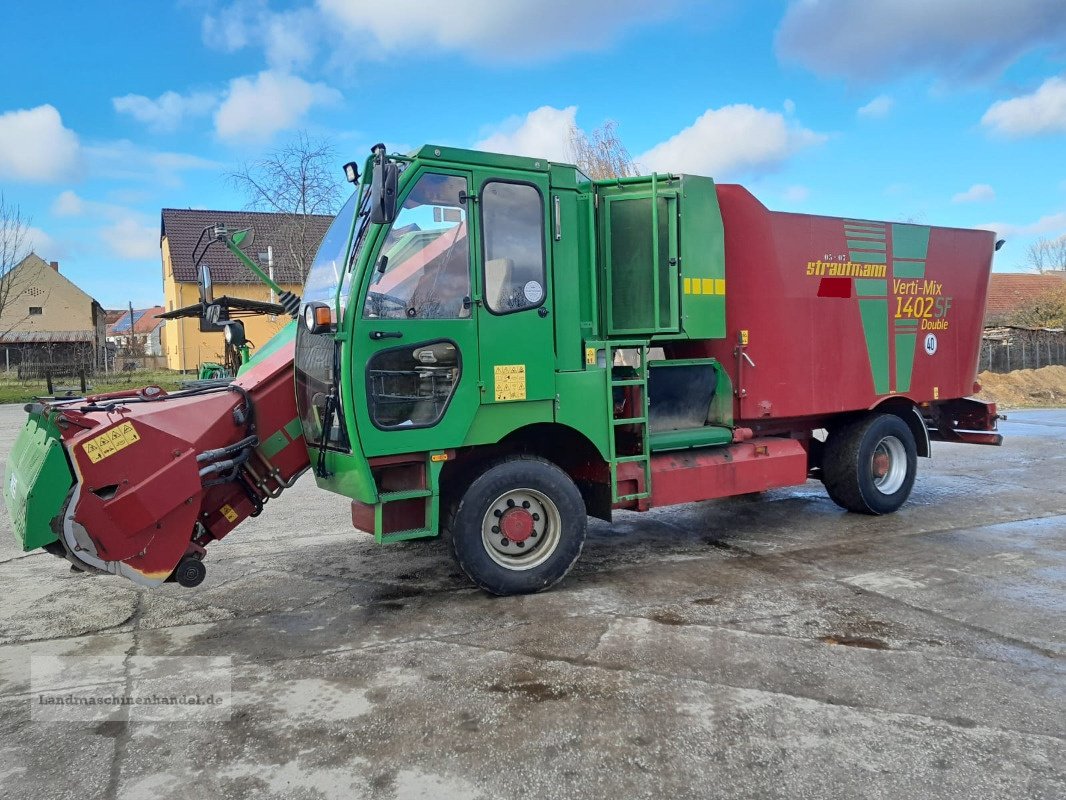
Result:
[370, 145, 398, 225]
[199, 264, 214, 304]
[231, 228, 255, 251]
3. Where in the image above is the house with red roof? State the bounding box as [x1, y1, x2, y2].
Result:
[106, 306, 166, 357]
[985, 272, 1066, 326]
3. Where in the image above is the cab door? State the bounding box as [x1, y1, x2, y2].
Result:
[472, 172, 555, 404]
[352, 168, 480, 457]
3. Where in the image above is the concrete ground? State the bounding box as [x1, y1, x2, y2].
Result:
[0, 403, 1063, 800]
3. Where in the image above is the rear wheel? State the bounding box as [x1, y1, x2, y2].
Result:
[444, 456, 586, 595]
[822, 414, 917, 515]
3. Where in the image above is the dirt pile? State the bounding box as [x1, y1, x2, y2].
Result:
[976, 365, 1066, 408]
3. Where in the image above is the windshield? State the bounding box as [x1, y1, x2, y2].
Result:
[302, 187, 371, 316]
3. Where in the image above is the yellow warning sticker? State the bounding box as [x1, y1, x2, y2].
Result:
[220, 504, 238, 523]
[82, 421, 140, 464]
[494, 364, 527, 402]
[585, 347, 596, 365]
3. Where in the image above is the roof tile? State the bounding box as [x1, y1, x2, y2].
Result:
[986, 272, 1066, 318]
[161, 208, 334, 285]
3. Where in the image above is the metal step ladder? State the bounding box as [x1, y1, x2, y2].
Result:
[606, 342, 652, 504]
[372, 455, 446, 543]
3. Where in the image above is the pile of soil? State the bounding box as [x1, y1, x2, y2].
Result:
[976, 365, 1066, 408]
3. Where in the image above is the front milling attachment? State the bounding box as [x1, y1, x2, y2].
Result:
[4, 339, 307, 587]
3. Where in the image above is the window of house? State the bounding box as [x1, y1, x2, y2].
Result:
[28, 307, 42, 316]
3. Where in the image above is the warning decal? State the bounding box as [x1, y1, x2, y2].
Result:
[493, 364, 526, 402]
[220, 504, 238, 523]
[82, 421, 140, 464]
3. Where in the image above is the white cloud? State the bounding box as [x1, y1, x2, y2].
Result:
[952, 183, 996, 204]
[214, 70, 341, 143]
[99, 217, 159, 261]
[84, 141, 220, 187]
[320, 0, 685, 62]
[976, 210, 1066, 238]
[112, 90, 218, 133]
[0, 105, 81, 183]
[981, 75, 1066, 137]
[49, 191, 158, 261]
[776, 0, 1066, 81]
[474, 106, 577, 161]
[203, 1, 319, 70]
[637, 105, 826, 177]
[858, 95, 894, 118]
[23, 226, 61, 259]
[52, 190, 86, 217]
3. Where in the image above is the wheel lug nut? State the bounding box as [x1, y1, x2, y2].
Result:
[530, 531, 538, 538]
[491, 525, 500, 534]
[507, 499, 516, 507]
[500, 538, 509, 547]
[516, 541, 525, 548]
[531, 513, 540, 521]
[493, 509, 502, 518]
[522, 500, 530, 508]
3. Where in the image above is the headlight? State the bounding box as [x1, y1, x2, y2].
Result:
[304, 304, 316, 332]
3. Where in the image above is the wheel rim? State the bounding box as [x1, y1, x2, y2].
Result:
[870, 436, 907, 495]
[480, 488, 562, 571]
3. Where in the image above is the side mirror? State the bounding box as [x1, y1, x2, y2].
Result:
[204, 303, 222, 326]
[369, 146, 398, 225]
[199, 264, 214, 304]
[231, 228, 255, 251]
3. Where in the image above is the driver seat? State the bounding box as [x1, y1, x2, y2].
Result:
[484, 258, 514, 310]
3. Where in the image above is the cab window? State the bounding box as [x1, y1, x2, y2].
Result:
[480, 181, 546, 314]
[363, 173, 470, 320]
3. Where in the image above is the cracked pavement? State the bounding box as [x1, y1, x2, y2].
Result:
[0, 404, 1063, 799]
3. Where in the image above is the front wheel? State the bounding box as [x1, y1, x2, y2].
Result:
[822, 414, 918, 515]
[444, 456, 586, 595]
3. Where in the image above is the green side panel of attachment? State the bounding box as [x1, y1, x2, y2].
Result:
[858, 299, 890, 395]
[238, 321, 297, 375]
[850, 250, 887, 264]
[649, 426, 733, 453]
[855, 279, 888, 297]
[677, 175, 726, 340]
[4, 411, 73, 551]
[892, 260, 926, 279]
[891, 224, 931, 261]
[895, 332, 917, 393]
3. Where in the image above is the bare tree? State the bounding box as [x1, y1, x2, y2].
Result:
[228, 131, 343, 280]
[1024, 235, 1066, 274]
[0, 193, 35, 334]
[569, 120, 639, 180]
[1009, 286, 1066, 329]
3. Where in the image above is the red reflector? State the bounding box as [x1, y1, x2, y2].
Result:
[817, 277, 852, 298]
[973, 381, 982, 394]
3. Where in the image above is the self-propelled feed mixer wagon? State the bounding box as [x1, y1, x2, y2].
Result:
[4, 144, 1003, 595]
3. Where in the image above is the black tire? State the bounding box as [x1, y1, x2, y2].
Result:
[444, 456, 586, 595]
[822, 414, 917, 515]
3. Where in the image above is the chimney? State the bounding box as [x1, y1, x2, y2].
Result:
[49, 261, 59, 272]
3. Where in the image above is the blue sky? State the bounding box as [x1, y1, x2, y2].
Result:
[2, 0, 1065, 307]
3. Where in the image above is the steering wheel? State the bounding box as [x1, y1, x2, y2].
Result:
[368, 290, 409, 316]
